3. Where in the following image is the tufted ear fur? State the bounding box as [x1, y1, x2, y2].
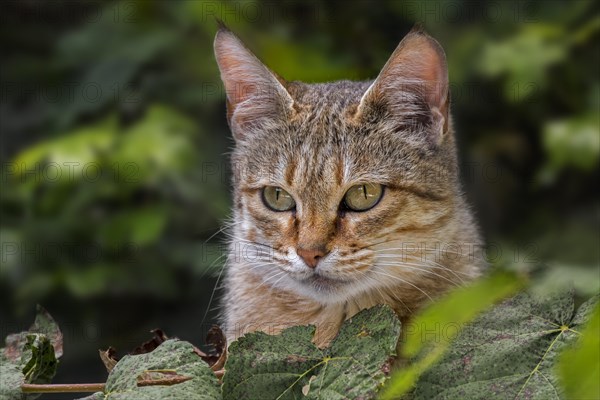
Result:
[356, 25, 449, 143]
[214, 23, 294, 140]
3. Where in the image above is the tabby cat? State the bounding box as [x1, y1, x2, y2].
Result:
[214, 24, 484, 347]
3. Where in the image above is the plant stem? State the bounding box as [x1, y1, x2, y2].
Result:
[21, 383, 106, 393]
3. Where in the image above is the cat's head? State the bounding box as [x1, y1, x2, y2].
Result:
[215, 25, 465, 304]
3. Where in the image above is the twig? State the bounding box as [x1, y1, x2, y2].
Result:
[21, 383, 106, 393]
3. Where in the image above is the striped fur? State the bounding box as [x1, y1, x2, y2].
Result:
[214, 25, 484, 347]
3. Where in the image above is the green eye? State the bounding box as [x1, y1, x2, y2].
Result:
[262, 186, 296, 211]
[343, 183, 383, 211]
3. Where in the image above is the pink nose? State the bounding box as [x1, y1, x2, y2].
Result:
[297, 247, 328, 269]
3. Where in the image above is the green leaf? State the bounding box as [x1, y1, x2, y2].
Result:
[476, 25, 567, 101]
[223, 304, 401, 400]
[557, 297, 600, 399]
[538, 114, 600, 184]
[0, 306, 62, 399]
[54, 3, 181, 128]
[98, 339, 220, 400]
[257, 37, 359, 82]
[410, 291, 594, 399]
[3, 306, 64, 361]
[532, 264, 600, 298]
[381, 270, 525, 399]
[11, 117, 117, 184]
[63, 263, 125, 298]
[98, 206, 169, 248]
[20, 335, 58, 386]
[109, 105, 197, 183]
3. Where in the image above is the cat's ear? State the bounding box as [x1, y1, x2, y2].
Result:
[356, 25, 449, 141]
[214, 24, 294, 140]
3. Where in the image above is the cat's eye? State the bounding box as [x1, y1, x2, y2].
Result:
[262, 186, 296, 211]
[343, 183, 383, 212]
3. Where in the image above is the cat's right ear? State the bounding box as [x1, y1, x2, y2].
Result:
[214, 24, 294, 140]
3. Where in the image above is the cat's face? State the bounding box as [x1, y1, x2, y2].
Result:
[216, 26, 460, 304]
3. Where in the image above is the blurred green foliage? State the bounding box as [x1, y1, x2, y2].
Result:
[2, 105, 227, 306]
[1, 0, 598, 388]
[557, 301, 600, 399]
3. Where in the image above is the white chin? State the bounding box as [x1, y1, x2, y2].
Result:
[277, 273, 364, 305]
[303, 274, 346, 292]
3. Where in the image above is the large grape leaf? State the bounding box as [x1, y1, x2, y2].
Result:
[222, 304, 401, 400]
[0, 306, 62, 400]
[86, 339, 221, 400]
[381, 270, 524, 399]
[412, 291, 598, 399]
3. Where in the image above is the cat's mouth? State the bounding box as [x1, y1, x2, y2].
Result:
[301, 272, 348, 291]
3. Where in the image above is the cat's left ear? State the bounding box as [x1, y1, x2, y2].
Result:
[214, 23, 295, 140]
[356, 25, 449, 142]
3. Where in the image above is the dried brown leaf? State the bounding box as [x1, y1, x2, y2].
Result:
[199, 325, 227, 371]
[98, 347, 118, 373]
[136, 369, 192, 387]
[130, 329, 169, 355]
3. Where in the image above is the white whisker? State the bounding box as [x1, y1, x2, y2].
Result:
[374, 261, 462, 287]
[375, 254, 472, 282]
[370, 268, 433, 301]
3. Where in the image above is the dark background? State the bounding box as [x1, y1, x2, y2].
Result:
[1, 1, 598, 397]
